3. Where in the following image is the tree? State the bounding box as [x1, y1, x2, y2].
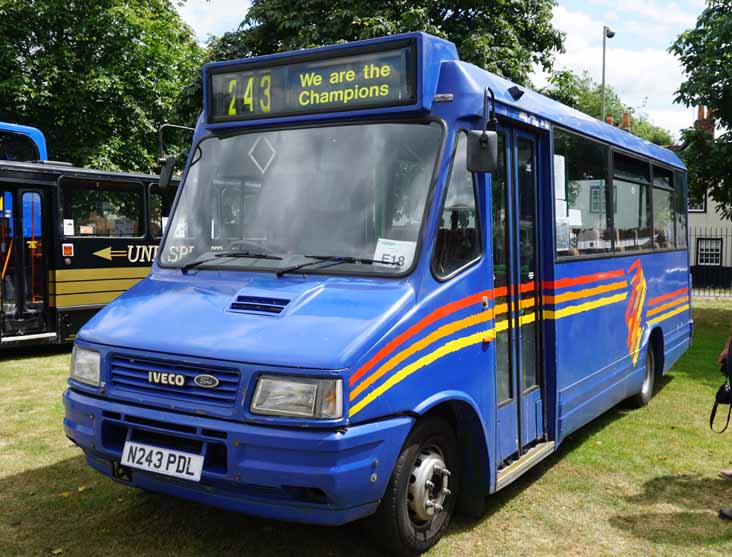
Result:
[177, 0, 564, 125]
[669, 0, 732, 217]
[0, 0, 204, 172]
[542, 69, 673, 145]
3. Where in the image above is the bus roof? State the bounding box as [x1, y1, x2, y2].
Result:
[0, 159, 174, 185]
[201, 32, 685, 171]
[0, 121, 48, 160]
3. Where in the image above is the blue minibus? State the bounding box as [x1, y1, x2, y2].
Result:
[63, 33, 690, 555]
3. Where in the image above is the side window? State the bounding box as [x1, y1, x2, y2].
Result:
[149, 184, 175, 239]
[652, 166, 675, 249]
[0, 131, 38, 161]
[674, 171, 688, 248]
[61, 179, 143, 237]
[433, 133, 481, 278]
[613, 153, 651, 252]
[553, 128, 610, 257]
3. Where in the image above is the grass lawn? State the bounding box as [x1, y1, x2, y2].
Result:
[2, 301, 732, 555]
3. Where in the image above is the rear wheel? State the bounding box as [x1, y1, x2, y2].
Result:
[371, 417, 459, 556]
[631, 345, 656, 408]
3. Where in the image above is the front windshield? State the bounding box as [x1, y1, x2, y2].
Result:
[160, 122, 442, 275]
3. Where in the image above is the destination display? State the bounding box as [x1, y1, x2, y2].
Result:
[208, 44, 417, 122]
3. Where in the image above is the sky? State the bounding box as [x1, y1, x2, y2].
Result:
[176, 0, 705, 140]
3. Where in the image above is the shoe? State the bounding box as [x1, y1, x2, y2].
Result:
[720, 469, 732, 480]
[720, 508, 732, 521]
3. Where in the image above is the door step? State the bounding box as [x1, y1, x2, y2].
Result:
[496, 441, 556, 491]
[1, 332, 57, 343]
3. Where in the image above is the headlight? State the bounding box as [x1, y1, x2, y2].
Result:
[70, 345, 101, 386]
[251, 375, 342, 419]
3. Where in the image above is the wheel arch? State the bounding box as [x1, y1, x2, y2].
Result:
[647, 326, 665, 375]
[412, 391, 491, 516]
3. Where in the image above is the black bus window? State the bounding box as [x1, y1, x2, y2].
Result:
[149, 185, 175, 239]
[553, 128, 611, 257]
[0, 131, 38, 161]
[62, 180, 143, 237]
[613, 153, 651, 253]
[674, 171, 688, 248]
[433, 132, 481, 278]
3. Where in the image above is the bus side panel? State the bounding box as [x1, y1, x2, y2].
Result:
[346, 260, 495, 486]
[552, 250, 690, 441]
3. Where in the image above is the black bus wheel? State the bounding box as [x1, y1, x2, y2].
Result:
[370, 416, 459, 556]
[631, 345, 656, 408]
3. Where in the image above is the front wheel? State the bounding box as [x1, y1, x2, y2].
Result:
[631, 345, 656, 408]
[370, 417, 459, 556]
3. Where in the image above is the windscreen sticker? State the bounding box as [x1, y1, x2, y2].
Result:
[63, 219, 74, 236]
[373, 238, 416, 269]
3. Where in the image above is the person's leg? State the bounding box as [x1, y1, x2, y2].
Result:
[720, 508, 732, 520]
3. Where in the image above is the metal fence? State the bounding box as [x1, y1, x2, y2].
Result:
[690, 226, 732, 297]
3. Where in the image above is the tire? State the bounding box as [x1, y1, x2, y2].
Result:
[370, 416, 460, 556]
[631, 344, 656, 408]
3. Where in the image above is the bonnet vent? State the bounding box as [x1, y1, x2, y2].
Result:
[229, 295, 290, 315]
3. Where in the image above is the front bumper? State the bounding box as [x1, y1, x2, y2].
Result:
[63, 388, 413, 525]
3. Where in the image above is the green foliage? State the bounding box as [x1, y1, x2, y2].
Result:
[0, 0, 204, 172]
[177, 0, 564, 126]
[542, 69, 673, 146]
[670, 0, 732, 218]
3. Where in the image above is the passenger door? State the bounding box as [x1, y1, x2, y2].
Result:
[493, 129, 545, 465]
[0, 188, 49, 338]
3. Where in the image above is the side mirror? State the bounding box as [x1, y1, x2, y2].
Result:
[158, 155, 176, 189]
[467, 130, 498, 173]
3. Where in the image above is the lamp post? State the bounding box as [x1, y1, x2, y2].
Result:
[601, 25, 615, 122]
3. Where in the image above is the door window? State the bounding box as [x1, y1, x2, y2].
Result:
[517, 138, 539, 392]
[21, 192, 44, 311]
[492, 134, 512, 404]
[1, 191, 16, 321]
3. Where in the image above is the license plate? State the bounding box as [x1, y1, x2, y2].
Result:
[121, 441, 204, 482]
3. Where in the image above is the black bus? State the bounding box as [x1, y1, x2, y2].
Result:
[0, 160, 176, 347]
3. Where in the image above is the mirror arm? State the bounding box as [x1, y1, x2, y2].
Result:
[484, 88, 498, 132]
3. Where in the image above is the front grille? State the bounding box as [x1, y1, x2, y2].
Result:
[109, 355, 240, 408]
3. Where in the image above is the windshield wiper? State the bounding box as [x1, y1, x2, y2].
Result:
[275, 255, 400, 278]
[181, 251, 282, 273]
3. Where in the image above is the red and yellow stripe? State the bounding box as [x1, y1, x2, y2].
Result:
[646, 287, 689, 326]
[348, 265, 689, 418]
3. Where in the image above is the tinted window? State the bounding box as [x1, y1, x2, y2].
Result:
[614, 153, 650, 184]
[653, 165, 673, 188]
[653, 187, 674, 248]
[674, 171, 688, 248]
[0, 131, 38, 161]
[61, 179, 143, 237]
[613, 153, 651, 252]
[433, 133, 480, 277]
[553, 128, 610, 257]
